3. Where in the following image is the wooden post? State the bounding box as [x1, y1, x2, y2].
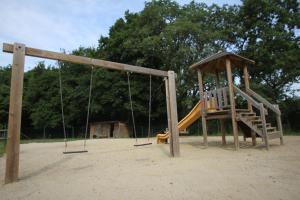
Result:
[226, 59, 239, 150]
[274, 104, 283, 145]
[5, 43, 25, 184]
[167, 71, 180, 156]
[197, 70, 208, 147]
[243, 65, 256, 146]
[260, 103, 269, 150]
[215, 71, 226, 145]
[164, 78, 172, 142]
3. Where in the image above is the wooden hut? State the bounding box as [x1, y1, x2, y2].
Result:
[90, 121, 129, 138]
[190, 52, 283, 150]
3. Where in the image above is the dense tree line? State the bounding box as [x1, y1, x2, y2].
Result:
[0, 0, 299, 138]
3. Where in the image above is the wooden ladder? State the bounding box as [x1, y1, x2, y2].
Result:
[233, 86, 283, 149]
[237, 110, 281, 149]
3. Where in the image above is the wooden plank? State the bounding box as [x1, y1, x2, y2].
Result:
[233, 85, 262, 110]
[243, 64, 257, 147]
[223, 87, 228, 107]
[215, 72, 226, 145]
[216, 71, 222, 110]
[167, 71, 180, 156]
[5, 43, 25, 184]
[274, 104, 284, 145]
[164, 77, 172, 144]
[268, 131, 281, 140]
[217, 89, 223, 109]
[3, 43, 168, 77]
[260, 103, 269, 150]
[197, 70, 208, 147]
[212, 90, 218, 109]
[243, 65, 252, 111]
[206, 114, 231, 120]
[226, 59, 239, 150]
[246, 88, 281, 115]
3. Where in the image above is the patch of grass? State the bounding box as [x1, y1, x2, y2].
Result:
[20, 138, 81, 144]
[283, 130, 300, 135]
[0, 138, 84, 156]
[0, 140, 5, 157]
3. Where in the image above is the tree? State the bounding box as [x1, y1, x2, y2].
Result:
[237, 0, 300, 101]
[0, 66, 11, 128]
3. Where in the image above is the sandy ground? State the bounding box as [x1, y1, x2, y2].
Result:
[0, 136, 300, 200]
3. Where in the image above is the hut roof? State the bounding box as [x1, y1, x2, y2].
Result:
[189, 52, 255, 73]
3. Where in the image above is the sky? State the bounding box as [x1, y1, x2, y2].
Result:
[0, 0, 241, 70]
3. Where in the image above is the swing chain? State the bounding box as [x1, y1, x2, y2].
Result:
[127, 72, 138, 142]
[84, 66, 94, 150]
[58, 65, 67, 151]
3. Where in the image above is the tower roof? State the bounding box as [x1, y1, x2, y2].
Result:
[189, 52, 255, 73]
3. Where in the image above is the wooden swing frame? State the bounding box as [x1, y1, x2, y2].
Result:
[2, 42, 180, 184]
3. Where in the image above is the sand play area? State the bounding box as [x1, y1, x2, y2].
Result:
[0, 136, 300, 200]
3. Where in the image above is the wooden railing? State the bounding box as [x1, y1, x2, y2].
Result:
[246, 88, 281, 115]
[204, 87, 229, 110]
[233, 86, 261, 110]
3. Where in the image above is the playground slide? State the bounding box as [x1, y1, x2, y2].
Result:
[178, 100, 202, 131]
[156, 100, 202, 144]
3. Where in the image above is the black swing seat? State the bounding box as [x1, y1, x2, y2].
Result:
[63, 150, 88, 154]
[134, 142, 152, 147]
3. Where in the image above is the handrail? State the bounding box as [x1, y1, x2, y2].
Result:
[233, 85, 261, 110]
[246, 88, 281, 115]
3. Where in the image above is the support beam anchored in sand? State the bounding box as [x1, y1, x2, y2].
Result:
[5, 43, 25, 184]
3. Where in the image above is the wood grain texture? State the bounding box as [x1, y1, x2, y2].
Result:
[164, 77, 172, 145]
[167, 71, 180, 157]
[3, 43, 168, 77]
[5, 43, 25, 183]
[274, 104, 284, 145]
[260, 103, 269, 150]
[226, 59, 239, 150]
[197, 70, 208, 147]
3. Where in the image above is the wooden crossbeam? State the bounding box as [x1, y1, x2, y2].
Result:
[3, 43, 168, 77]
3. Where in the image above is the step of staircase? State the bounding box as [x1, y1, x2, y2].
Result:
[239, 112, 255, 116]
[267, 131, 281, 140]
[251, 119, 262, 124]
[257, 123, 271, 128]
[236, 109, 251, 113]
[245, 116, 260, 120]
[266, 127, 277, 132]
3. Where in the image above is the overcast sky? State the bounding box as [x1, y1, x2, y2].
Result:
[0, 0, 241, 70]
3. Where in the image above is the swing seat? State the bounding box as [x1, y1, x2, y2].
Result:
[63, 150, 88, 154]
[134, 142, 152, 147]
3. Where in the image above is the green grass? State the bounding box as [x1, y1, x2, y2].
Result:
[283, 130, 300, 135]
[0, 138, 83, 157]
[0, 140, 5, 157]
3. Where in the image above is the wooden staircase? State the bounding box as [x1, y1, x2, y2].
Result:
[237, 110, 281, 145]
[233, 86, 284, 149]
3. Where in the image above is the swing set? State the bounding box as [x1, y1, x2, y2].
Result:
[2, 42, 180, 184]
[59, 67, 153, 153]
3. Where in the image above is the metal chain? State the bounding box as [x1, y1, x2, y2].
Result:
[84, 67, 94, 150]
[58, 65, 67, 151]
[147, 75, 152, 141]
[127, 72, 137, 142]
